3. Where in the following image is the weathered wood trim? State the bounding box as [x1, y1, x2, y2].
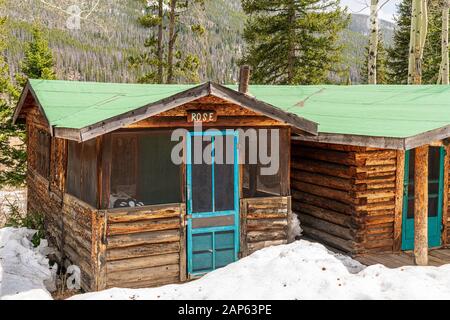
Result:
[53, 82, 318, 142]
[64, 193, 98, 212]
[126, 116, 288, 129]
[179, 203, 187, 282]
[414, 145, 428, 265]
[210, 83, 317, 135]
[393, 150, 405, 252]
[240, 198, 248, 258]
[12, 82, 31, 123]
[405, 125, 450, 150]
[100, 133, 112, 209]
[96, 136, 103, 209]
[73, 82, 210, 142]
[13, 81, 53, 134]
[93, 210, 107, 290]
[54, 127, 82, 141]
[292, 125, 450, 151]
[293, 133, 405, 150]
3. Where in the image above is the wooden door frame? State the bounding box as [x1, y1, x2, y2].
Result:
[399, 146, 446, 251]
[185, 130, 240, 277]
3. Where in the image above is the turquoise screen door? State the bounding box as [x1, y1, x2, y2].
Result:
[401, 147, 444, 250]
[186, 130, 239, 277]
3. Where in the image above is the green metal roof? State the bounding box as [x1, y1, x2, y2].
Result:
[240, 85, 450, 139]
[26, 79, 197, 129]
[20, 79, 450, 139]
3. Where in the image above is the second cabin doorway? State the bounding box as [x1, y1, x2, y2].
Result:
[402, 147, 445, 250]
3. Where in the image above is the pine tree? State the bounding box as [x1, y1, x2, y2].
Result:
[423, 1, 446, 84]
[129, 0, 204, 84]
[241, 0, 349, 85]
[0, 9, 25, 187]
[388, 0, 444, 84]
[387, 0, 412, 84]
[361, 31, 388, 84]
[18, 24, 56, 86]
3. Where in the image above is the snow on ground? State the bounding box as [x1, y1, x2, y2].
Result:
[2, 226, 450, 300]
[0, 227, 55, 300]
[71, 240, 450, 300]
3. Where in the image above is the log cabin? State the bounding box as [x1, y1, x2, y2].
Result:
[246, 84, 450, 266]
[12, 72, 316, 291]
[13, 69, 450, 290]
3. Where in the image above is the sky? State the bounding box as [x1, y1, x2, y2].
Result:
[340, 0, 402, 23]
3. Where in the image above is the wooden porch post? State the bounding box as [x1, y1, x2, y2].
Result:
[414, 145, 428, 265]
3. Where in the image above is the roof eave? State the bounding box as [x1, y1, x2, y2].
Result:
[12, 79, 53, 135]
[209, 82, 318, 136]
[55, 81, 319, 142]
[292, 133, 406, 150]
[293, 124, 450, 150]
[12, 81, 31, 124]
[59, 82, 212, 142]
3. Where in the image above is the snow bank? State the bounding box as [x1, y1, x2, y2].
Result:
[0, 227, 55, 300]
[70, 240, 450, 300]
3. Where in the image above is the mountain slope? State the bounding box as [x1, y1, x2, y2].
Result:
[1, 0, 394, 84]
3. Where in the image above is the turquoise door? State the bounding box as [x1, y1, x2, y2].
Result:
[401, 147, 444, 250]
[186, 130, 239, 277]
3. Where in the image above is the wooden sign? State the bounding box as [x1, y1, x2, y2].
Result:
[187, 110, 217, 123]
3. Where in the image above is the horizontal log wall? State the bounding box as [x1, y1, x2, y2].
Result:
[27, 168, 64, 249]
[240, 196, 290, 256]
[104, 203, 186, 289]
[62, 194, 98, 291]
[291, 140, 401, 255]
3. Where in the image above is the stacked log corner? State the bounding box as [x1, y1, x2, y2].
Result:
[291, 140, 401, 255]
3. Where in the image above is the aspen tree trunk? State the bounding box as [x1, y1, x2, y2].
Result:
[408, 0, 428, 84]
[414, 146, 429, 266]
[441, 0, 449, 84]
[368, 0, 379, 84]
[167, 0, 177, 84]
[287, 2, 296, 84]
[157, 0, 164, 83]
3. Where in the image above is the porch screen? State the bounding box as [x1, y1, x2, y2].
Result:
[66, 139, 98, 207]
[109, 132, 181, 209]
[34, 129, 51, 179]
[242, 128, 289, 198]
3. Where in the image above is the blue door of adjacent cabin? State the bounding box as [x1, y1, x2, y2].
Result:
[401, 147, 444, 250]
[186, 130, 239, 277]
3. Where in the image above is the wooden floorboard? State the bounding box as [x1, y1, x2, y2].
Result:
[355, 248, 450, 268]
[300, 235, 450, 268]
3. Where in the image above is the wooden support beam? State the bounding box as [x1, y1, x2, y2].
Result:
[414, 145, 428, 265]
[393, 150, 405, 252]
